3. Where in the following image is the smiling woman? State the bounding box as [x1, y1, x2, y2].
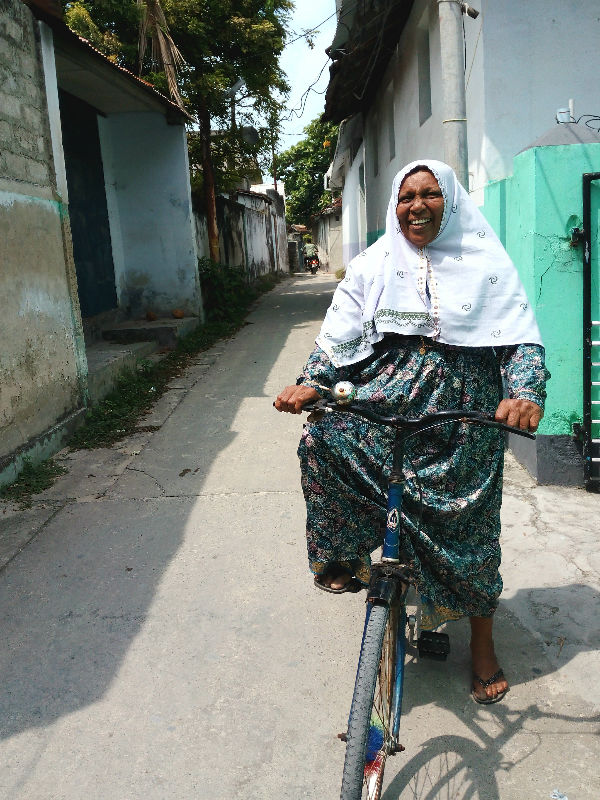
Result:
[275, 159, 551, 704]
[396, 168, 444, 247]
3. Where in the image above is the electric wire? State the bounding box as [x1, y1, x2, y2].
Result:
[282, 0, 402, 118]
[573, 114, 600, 133]
[285, 9, 339, 47]
[465, 10, 483, 89]
[280, 0, 366, 121]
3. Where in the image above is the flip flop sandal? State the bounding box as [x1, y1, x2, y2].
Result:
[314, 569, 362, 594]
[471, 669, 509, 705]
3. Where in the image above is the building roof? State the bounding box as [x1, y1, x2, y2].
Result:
[25, 2, 190, 122]
[22, 0, 61, 18]
[519, 122, 600, 152]
[311, 196, 342, 221]
[323, 0, 415, 124]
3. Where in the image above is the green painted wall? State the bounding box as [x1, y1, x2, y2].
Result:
[366, 228, 386, 247]
[482, 143, 600, 436]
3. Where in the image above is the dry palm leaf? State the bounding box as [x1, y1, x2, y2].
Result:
[137, 0, 186, 108]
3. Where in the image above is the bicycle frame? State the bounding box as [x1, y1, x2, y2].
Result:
[303, 392, 536, 798]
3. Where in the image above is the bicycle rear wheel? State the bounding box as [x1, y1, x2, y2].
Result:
[340, 602, 400, 800]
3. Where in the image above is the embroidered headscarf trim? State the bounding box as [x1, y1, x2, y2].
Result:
[316, 159, 543, 367]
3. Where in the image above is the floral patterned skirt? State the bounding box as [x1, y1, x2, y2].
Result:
[297, 340, 507, 629]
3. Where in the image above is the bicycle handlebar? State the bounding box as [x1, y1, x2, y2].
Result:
[301, 399, 536, 440]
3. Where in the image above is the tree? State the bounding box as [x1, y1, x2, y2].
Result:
[276, 117, 339, 227]
[62, 1, 291, 261]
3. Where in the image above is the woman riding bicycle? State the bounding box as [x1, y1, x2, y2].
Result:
[274, 160, 549, 705]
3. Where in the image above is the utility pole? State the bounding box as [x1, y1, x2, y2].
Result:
[437, 1, 479, 190]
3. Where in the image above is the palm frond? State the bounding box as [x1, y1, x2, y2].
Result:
[136, 0, 186, 108]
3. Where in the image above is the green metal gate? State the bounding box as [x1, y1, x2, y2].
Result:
[583, 175, 600, 489]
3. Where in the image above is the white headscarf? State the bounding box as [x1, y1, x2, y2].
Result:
[316, 159, 543, 367]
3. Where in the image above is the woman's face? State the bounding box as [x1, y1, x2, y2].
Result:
[396, 169, 444, 247]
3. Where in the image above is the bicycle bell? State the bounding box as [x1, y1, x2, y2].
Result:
[332, 381, 356, 404]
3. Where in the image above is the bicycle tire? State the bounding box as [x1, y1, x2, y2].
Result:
[340, 602, 399, 800]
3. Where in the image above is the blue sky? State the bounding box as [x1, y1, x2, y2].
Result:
[277, 1, 338, 150]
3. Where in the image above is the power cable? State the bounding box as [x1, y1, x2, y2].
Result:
[285, 9, 339, 47]
[282, 56, 331, 121]
[465, 10, 483, 89]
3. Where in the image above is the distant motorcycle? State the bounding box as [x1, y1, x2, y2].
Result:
[304, 255, 319, 274]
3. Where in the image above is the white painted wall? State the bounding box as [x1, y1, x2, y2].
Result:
[340, 150, 367, 265]
[314, 211, 343, 272]
[99, 113, 201, 316]
[338, 0, 600, 235]
[193, 192, 288, 278]
[0, 1, 84, 466]
[476, 0, 600, 195]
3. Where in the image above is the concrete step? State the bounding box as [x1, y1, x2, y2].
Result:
[86, 341, 157, 405]
[101, 317, 199, 348]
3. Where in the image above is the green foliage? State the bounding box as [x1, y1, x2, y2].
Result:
[68, 264, 281, 449]
[62, 1, 141, 66]
[188, 128, 263, 198]
[198, 257, 257, 321]
[63, 2, 124, 59]
[0, 458, 67, 507]
[62, 1, 293, 192]
[276, 117, 339, 227]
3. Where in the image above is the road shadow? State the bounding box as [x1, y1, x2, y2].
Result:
[0, 274, 336, 747]
[379, 585, 600, 799]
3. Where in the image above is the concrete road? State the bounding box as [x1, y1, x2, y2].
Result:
[0, 273, 599, 799]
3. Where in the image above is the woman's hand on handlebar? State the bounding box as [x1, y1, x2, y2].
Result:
[494, 398, 543, 432]
[274, 385, 322, 414]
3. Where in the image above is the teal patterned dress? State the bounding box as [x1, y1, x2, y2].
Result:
[297, 336, 549, 629]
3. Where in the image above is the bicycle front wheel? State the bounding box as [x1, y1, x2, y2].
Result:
[340, 602, 400, 800]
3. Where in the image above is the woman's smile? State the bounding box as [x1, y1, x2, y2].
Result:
[396, 169, 444, 246]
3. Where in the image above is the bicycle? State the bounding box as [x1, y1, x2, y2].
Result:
[301, 381, 536, 800]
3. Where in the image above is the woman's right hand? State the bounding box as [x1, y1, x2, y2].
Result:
[274, 385, 321, 414]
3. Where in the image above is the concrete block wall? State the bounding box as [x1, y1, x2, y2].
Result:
[0, 2, 53, 188]
[0, 0, 83, 479]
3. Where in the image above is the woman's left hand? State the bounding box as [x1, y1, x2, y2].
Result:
[494, 398, 543, 432]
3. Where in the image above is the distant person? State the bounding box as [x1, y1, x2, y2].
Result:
[275, 159, 549, 704]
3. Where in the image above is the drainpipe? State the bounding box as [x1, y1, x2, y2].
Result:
[437, 1, 479, 190]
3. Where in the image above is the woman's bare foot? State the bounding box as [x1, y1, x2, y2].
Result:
[323, 569, 352, 590]
[470, 616, 509, 702]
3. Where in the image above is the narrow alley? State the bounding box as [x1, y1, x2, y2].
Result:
[0, 274, 599, 799]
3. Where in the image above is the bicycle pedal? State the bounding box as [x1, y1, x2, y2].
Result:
[417, 631, 450, 660]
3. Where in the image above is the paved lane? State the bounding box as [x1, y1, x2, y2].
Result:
[0, 273, 598, 799]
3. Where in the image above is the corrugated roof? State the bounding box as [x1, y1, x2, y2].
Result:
[26, 3, 190, 121]
[323, 0, 415, 124]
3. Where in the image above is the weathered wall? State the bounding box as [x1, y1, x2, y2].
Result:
[483, 142, 600, 483]
[342, 0, 600, 243]
[0, 1, 82, 467]
[339, 149, 366, 265]
[98, 112, 201, 317]
[314, 211, 343, 272]
[194, 190, 288, 280]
